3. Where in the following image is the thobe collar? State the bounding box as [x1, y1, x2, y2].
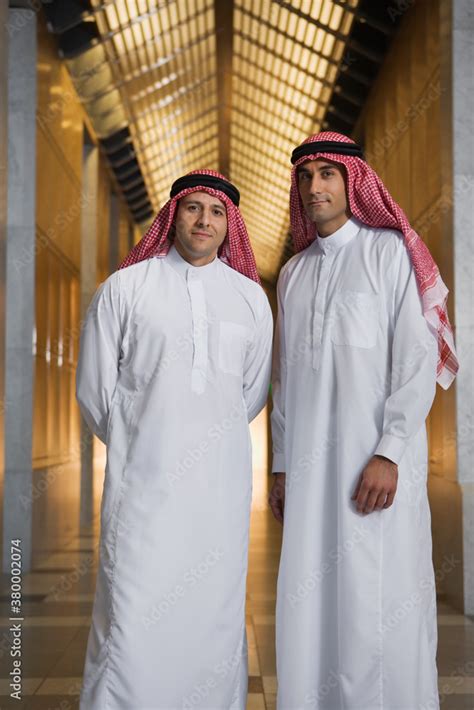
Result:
[315, 215, 362, 254]
[165, 243, 219, 281]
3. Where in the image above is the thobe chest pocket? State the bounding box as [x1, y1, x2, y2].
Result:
[218, 320, 252, 376]
[330, 290, 380, 348]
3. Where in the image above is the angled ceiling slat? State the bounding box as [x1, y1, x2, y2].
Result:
[75, 0, 362, 281]
[229, 0, 358, 280]
[91, 0, 218, 209]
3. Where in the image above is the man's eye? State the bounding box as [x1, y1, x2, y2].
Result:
[187, 205, 198, 211]
[213, 210, 224, 216]
[322, 171, 333, 177]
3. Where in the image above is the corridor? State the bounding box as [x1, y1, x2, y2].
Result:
[0, 405, 473, 708]
[0, 0, 473, 708]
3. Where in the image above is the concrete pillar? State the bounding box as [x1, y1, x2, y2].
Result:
[79, 138, 99, 528]
[439, 0, 474, 614]
[0, 3, 8, 496]
[2, 8, 37, 572]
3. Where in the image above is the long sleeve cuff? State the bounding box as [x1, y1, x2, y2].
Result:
[374, 434, 407, 466]
[272, 452, 286, 474]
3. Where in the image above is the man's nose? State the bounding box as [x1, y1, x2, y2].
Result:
[197, 210, 211, 226]
[309, 175, 322, 193]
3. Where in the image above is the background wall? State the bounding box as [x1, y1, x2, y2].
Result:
[33, 20, 135, 470]
[353, 0, 462, 608]
[0, 15, 138, 566]
[0, 4, 8, 487]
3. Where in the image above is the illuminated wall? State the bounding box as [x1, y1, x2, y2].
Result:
[354, 0, 462, 608]
[33, 19, 134, 469]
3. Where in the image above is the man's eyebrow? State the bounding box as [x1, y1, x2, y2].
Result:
[297, 163, 337, 175]
[182, 198, 225, 209]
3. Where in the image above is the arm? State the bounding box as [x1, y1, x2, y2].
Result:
[269, 270, 288, 523]
[75, 273, 124, 444]
[374, 243, 438, 464]
[242, 292, 273, 423]
[353, 242, 438, 514]
[270, 269, 288, 473]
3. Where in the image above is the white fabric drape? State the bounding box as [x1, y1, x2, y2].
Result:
[77, 245, 273, 709]
[271, 217, 439, 710]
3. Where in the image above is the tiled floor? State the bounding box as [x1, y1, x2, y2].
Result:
[1, 419, 473, 708]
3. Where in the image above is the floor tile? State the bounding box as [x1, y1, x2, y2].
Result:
[437, 626, 474, 675]
[438, 695, 474, 709]
[437, 614, 474, 626]
[5, 464, 473, 710]
[248, 675, 264, 693]
[24, 696, 80, 710]
[252, 614, 275, 625]
[262, 676, 277, 694]
[43, 594, 95, 605]
[248, 646, 261, 675]
[19, 616, 89, 627]
[438, 676, 474, 693]
[246, 693, 265, 710]
[35, 677, 82, 695]
[0, 677, 43, 695]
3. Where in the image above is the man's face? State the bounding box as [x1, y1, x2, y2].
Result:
[173, 191, 228, 264]
[297, 158, 350, 237]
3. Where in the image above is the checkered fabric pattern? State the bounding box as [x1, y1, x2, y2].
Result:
[290, 131, 458, 389]
[118, 169, 261, 285]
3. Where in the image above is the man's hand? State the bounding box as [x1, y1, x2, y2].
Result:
[268, 472, 286, 524]
[351, 455, 398, 514]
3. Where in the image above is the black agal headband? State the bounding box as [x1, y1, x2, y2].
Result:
[170, 174, 240, 206]
[291, 140, 365, 164]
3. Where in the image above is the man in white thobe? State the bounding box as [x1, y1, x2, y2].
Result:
[269, 133, 458, 710]
[76, 170, 273, 709]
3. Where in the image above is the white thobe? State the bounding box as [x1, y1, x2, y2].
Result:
[76, 244, 273, 710]
[271, 216, 440, 710]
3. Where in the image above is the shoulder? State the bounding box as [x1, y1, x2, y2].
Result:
[276, 241, 314, 296]
[359, 226, 417, 301]
[282, 243, 313, 275]
[219, 259, 263, 295]
[93, 258, 162, 318]
[357, 224, 413, 280]
[115, 256, 160, 285]
[361, 225, 406, 261]
[219, 261, 273, 323]
[115, 256, 165, 297]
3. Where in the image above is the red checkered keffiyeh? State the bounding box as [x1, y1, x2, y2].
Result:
[118, 169, 260, 284]
[290, 131, 458, 389]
